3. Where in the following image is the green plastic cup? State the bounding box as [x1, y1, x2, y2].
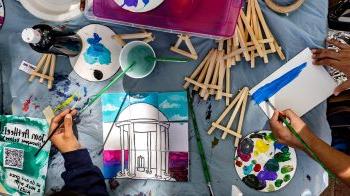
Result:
[119, 41, 156, 79]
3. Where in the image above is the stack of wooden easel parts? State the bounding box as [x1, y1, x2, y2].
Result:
[29, 53, 56, 90]
[112, 29, 155, 46]
[208, 87, 249, 147]
[223, 0, 285, 68]
[183, 40, 233, 106]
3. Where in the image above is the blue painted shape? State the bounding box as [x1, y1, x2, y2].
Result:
[122, 0, 138, 7]
[142, 0, 150, 6]
[83, 33, 111, 65]
[251, 62, 307, 104]
[243, 163, 254, 175]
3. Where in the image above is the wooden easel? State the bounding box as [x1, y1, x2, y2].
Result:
[29, 54, 56, 89]
[183, 46, 233, 104]
[112, 30, 155, 46]
[222, 0, 285, 68]
[208, 87, 249, 147]
[170, 34, 198, 60]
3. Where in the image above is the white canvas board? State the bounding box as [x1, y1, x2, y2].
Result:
[250, 48, 337, 118]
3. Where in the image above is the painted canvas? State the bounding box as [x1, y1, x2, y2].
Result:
[0, 115, 50, 195]
[69, 24, 122, 82]
[102, 91, 189, 181]
[250, 48, 337, 118]
[235, 130, 297, 192]
[115, 0, 164, 13]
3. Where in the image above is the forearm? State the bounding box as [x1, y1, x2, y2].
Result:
[302, 129, 350, 185]
[61, 149, 108, 195]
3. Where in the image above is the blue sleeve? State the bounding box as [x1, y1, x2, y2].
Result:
[61, 149, 108, 196]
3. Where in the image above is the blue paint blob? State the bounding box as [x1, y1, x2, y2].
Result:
[122, 0, 138, 7]
[251, 62, 307, 104]
[257, 170, 278, 181]
[243, 163, 254, 175]
[83, 87, 88, 97]
[142, 0, 150, 6]
[83, 33, 111, 65]
[274, 142, 286, 150]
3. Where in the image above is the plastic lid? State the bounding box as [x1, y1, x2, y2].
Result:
[22, 28, 42, 44]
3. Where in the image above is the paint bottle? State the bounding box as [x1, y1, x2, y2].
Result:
[21, 24, 82, 57]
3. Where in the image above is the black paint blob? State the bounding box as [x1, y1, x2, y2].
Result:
[93, 69, 104, 80]
[242, 174, 266, 190]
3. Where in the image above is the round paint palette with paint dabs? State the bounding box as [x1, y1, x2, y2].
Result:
[235, 130, 297, 192]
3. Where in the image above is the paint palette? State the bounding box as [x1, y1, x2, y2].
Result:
[0, 0, 4, 29]
[115, 0, 164, 13]
[234, 130, 297, 192]
[69, 24, 122, 82]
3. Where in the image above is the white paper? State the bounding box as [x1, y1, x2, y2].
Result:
[250, 48, 337, 118]
[19, 60, 36, 74]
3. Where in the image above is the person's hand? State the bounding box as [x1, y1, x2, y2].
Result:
[50, 109, 81, 153]
[312, 39, 350, 96]
[269, 109, 313, 150]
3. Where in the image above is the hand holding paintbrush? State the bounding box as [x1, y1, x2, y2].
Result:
[267, 101, 334, 177]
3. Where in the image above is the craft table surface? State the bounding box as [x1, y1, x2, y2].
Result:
[0, 0, 330, 195]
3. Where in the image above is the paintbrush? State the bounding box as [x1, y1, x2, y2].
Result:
[265, 100, 334, 177]
[34, 62, 136, 157]
[145, 56, 190, 63]
[187, 89, 215, 196]
[98, 94, 128, 155]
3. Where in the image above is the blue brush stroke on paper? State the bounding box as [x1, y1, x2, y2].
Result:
[122, 0, 138, 7]
[251, 62, 308, 104]
[83, 33, 111, 65]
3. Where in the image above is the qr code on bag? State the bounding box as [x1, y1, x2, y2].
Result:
[3, 147, 24, 170]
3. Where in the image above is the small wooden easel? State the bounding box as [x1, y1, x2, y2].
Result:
[170, 34, 198, 60]
[222, 0, 285, 68]
[112, 30, 155, 46]
[29, 53, 56, 89]
[183, 40, 233, 105]
[208, 87, 249, 147]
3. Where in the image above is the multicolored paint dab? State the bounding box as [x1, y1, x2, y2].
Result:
[235, 130, 297, 192]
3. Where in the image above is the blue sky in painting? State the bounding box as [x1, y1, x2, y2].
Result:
[101, 92, 188, 123]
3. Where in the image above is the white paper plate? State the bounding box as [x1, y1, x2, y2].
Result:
[0, 0, 4, 29]
[70, 24, 122, 82]
[234, 130, 297, 192]
[115, 0, 164, 13]
[19, 0, 82, 22]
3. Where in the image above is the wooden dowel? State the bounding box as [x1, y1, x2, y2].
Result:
[212, 122, 242, 139]
[183, 50, 213, 89]
[118, 32, 152, 40]
[200, 50, 217, 97]
[48, 55, 56, 89]
[208, 89, 245, 135]
[221, 88, 248, 139]
[234, 92, 248, 147]
[29, 54, 48, 82]
[215, 51, 226, 100]
[194, 53, 211, 91]
[225, 64, 230, 106]
[40, 54, 52, 83]
[112, 35, 126, 46]
[240, 9, 264, 57]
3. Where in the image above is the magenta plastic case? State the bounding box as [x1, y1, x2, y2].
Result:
[84, 0, 243, 39]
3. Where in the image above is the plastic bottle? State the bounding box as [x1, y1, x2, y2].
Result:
[22, 24, 82, 57]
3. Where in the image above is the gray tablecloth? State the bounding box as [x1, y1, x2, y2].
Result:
[0, 0, 331, 195]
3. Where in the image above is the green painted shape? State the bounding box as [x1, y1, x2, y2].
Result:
[265, 159, 279, 172]
[274, 152, 291, 162]
[264, 132, 277, 142]
[284, 174, 291, 182]
[281, 165, 294, 174]
[275, 179, 283, 187]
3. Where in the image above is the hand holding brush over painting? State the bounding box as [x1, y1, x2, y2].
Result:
[270, 109, 350, 186]
[49, 109, 108, 196]
[312, 39, 350, 96]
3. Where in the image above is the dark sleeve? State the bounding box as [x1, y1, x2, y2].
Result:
[61, 149, 108, 196]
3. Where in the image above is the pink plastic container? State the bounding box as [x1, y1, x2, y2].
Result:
[85, 0, 243, 39]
